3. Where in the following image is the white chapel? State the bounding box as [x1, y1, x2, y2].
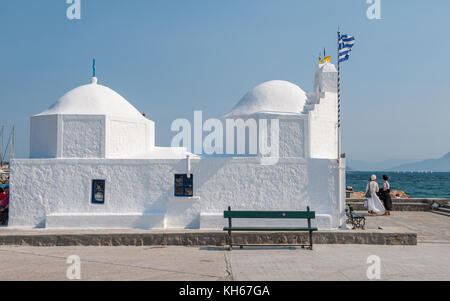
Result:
[9, 61, 346, 230]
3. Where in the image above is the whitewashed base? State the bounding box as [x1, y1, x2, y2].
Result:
[46, 213, 165, 229]
[200, 213, 333, 230]
[165, 197, 201, 229]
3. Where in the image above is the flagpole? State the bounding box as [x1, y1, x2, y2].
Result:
[337, 28, 341, 161]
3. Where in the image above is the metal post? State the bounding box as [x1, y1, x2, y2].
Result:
[186, 155, 191, 178]
[307, 206, 313, 250]
[337, 29, 341, 161]
[228, 206, 232, 250]
[11, 126, 15, 160]
[1, 125, 3, 167]
[93, 58, 96, 77]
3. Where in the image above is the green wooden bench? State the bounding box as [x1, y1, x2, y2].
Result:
[223, 206, 318, 250]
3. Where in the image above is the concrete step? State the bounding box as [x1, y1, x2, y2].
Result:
[0, 229, 418, 246]
[435, 207, 450, 214]
[347, 198, 429, 204]
[347, 202, 431, 211]
[430, 210, 450, 218]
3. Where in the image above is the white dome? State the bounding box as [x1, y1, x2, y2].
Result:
[36, 77, 145, 119]
[226, 80, 307, 118]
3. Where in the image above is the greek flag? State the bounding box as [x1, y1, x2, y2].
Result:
[338, 34, 355, 63]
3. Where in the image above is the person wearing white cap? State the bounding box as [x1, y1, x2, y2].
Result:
[365, 175, 385, 215]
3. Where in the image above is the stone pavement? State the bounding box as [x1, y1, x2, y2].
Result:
[0, 212, 448, 280]
[0, 245, 228, 281]
[0, 244, 449, 281]
[358, 211, 450, 243]
[227, 243, 450, 281]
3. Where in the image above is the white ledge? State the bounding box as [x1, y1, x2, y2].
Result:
[167, 196, 201, 202]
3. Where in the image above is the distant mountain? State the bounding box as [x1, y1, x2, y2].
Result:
[390, 152, 450, 172]
[347, 158, 417, 171]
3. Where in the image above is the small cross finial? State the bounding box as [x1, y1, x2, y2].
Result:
[92, 58, 96, 77]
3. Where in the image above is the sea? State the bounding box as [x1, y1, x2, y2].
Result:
[346, 171, 450, 198]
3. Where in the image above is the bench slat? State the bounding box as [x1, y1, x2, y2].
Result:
[223, 227, 318, 231]
[223, 211, 315, 219]
[350, 212, 364, 218]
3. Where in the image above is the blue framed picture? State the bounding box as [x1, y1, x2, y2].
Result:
[91, 179, 105, 204]
[174, 174, 193, 197]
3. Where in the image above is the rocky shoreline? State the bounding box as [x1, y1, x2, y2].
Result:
[350, 190, 411, 199]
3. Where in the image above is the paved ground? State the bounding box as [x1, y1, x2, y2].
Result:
[0, 212, 448, 281]
[228, 244, 450, 281]
[0, 244, 449, 281]
[0, 245, 228, 281]
[358, 211, 450, 243]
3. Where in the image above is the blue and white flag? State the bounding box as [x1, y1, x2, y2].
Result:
[338, 34, 355, 63]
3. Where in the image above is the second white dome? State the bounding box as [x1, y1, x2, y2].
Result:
[226, 80, 307, 118]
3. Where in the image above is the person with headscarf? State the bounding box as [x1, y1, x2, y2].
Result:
[365, 175, 385, 215]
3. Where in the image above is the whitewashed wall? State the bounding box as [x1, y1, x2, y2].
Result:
[29, 114, 155, 159]
[196, 157, 340, 229]
[278, 118, 306, 158]
[105, 116, 155, 158]
[9, 156, 341, 230]
[62, 116, 105, 158]
[308, 63, 339, 160]
[224, 115, 307, 158]
[308, 92, 339, 159]
[30, 115, 58, 158]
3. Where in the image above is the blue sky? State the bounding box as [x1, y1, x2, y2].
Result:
[1, 0, 449, 162]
